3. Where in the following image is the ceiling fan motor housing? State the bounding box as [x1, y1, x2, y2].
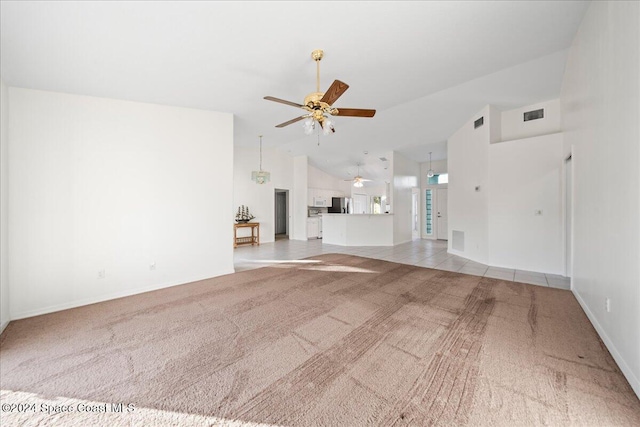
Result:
[304, 92, 325, 107]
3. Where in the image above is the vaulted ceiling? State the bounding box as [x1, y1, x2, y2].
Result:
[0, 1, 588, 182]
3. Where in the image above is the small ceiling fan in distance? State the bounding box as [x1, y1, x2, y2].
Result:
[345, 164, 371, 188]
[264, 49, 376, 135]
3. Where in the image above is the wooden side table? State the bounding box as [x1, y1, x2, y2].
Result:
[234, 222, 260, 247]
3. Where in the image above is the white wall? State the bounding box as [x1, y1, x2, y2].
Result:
[308, 164, 352, 196]
[561, 1, 640, 397]
[488, 133, 564, 274]
[291, 156, 308, 241]
[501, 99, 562, 142]
[233, 146, 294, 243]
[489, 105, 502, 144]
[0, 78, 9, 332]
[448, 103, 565, 273]
[8, 88, 234, 319]
[448, 105, 491, 263]
[390, 151, 420, 245]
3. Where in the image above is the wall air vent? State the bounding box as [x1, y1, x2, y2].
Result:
[452, 230, 465, 251]
[474, 117, 484, 129]
[524, 108, 544, 121]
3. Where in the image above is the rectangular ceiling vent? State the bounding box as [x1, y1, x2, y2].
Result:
[474, 117, 484, 129]
[524, 108, 544, 122]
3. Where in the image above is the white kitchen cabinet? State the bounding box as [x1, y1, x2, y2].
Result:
[307, 189, 316, 206]
[307, 217, 319, 238]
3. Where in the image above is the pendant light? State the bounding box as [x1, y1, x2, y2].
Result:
[427, 152, 434, 178]
[251, 135, 271, 184]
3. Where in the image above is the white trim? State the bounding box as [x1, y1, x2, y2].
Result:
[10, 269, 235, 321]
[573, 289, 640, 399]
[393, 239, 414, 246]
[0, 320, 9, 335]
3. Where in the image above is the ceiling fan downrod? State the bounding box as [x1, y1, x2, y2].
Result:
[311, 49, 324, 93]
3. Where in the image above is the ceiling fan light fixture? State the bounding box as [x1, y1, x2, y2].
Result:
[322, 118, 334, 135]
[303, 118, 315, 135]
[251, 135, 271, 185]
[354, 180, 364, 188]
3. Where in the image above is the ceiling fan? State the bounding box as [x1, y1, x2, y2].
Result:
[344, 164, 372, 188]
[264, 49, 376, 135]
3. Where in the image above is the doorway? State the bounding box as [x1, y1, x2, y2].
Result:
[274, 189, 289, 240]
[565, 156, 572, 278]
[352, 194, 368, 214]
[436, 188, 448, 240]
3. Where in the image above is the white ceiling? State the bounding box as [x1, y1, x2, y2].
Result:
[0, 1, 588, 183]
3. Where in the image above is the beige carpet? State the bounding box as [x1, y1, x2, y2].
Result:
[1, 254, 639, 426]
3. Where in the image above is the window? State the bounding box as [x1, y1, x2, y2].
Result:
[425, 189, 433, 235]
[427, 173, 448, 185]
[371, 196, 382, 214]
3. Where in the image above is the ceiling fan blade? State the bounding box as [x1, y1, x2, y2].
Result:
[320, 80, 349, 105]
[335, 108, 376, 117]
[264, 96, 303, 108]
[275, 115, 307, 128]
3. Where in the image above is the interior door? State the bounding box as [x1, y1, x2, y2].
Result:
[437, 188, 448, 240]
[275, 191, 287, 235]
[353, 194, 368, 214]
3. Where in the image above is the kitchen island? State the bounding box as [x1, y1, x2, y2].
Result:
[322, 213, 394, 246]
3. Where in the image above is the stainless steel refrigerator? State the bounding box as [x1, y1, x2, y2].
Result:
[328, 197, 352, 214]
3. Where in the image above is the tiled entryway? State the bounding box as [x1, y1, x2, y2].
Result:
[233, 238, 571, 290]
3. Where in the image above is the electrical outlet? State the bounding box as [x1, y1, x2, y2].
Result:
[605, 298, 611, 313]
[150, 262, 156, 271]
[98, 269, 105, 279]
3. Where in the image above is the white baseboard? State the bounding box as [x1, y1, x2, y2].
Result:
[10, 268, 235, 321]
[573, 289, 640, 399]
[393, 239, 413, 246]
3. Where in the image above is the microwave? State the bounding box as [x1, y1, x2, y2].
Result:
[313, 197, 327, 207]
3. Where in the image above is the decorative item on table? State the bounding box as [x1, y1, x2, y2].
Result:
[235, 205, 255, 223]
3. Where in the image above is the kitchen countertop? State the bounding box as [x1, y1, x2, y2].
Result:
[322, 212, 394, 246]
[321, 213, 393, 216]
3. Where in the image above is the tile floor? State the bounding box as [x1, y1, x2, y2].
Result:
[234, 238, 571, 290]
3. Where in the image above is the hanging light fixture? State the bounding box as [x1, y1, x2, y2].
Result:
[353, 163, 365, 187]
[251, 135, 271, 184]
[427, 152, 434, 178]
